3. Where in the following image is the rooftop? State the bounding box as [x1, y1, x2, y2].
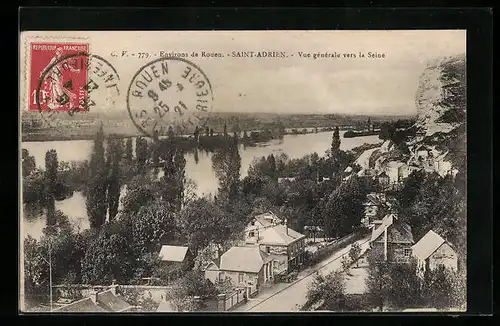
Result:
[370, 214, 413, 244]
[412, 230, 448, 260]
[220, 245, 271, 273]
[159, 245, 189, 263]
[51, 289, 133, 313]
[258, 224, 306, 246]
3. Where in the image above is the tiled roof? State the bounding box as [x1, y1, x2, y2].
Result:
[254, 212, 282, 228]
[220, 245, 271, 273]
[159, 245, 189, 263]
[258, 224, 306, 246]
[51, 290, 133, 313]
[364, 193, 384, 206]
[412, 230, 447, 260]
[386, 161, 406, 169]
[51, 297, 108, 313]
[96, 290, 133, 312]
[370, 214, 413, 244]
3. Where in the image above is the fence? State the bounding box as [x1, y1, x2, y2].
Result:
[53, 284, 173, 303]
[305, 228, 369, 267]
[217, 287, 247, 311]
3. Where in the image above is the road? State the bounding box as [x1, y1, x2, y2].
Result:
[233, 235, 371, 312]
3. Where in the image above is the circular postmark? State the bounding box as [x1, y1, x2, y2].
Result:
[36, 52, 120, 131]
[126, 57, 213, 138]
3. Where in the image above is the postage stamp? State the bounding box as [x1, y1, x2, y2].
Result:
[30, 42, 90, 113]
[32, 48, 121, 129]
[127, 57, 213, 137]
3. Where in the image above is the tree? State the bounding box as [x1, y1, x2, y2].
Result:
[179, 197, 232, 256]
[86, 125, 108, 229]
[349, 243, 362, 268]
[127, 200, 179, 255]
[223, 123, 228, 137]
[44, 149, 59, 227]
[331, 127, 341, 153]
[135, 137, 148, 172]
[121, 174, 157, 214]
[125, 138, 133, 165]
[22, 149, 36, 178]
[212, 135, 241, 202]
[167, 270, 219, 311]
[106, 139, 123, 221]
[81, 221, 137, 285]
[151, 129, 160, 166]
[341, 255, 351, 275]
[306, 271, 346, 311]
[322, 176, 367, 239]
[386, 259, 423, 308]
[160, 149, 186, 213]
[365, 255, 391, 311]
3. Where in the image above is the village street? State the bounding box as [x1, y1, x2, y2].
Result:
[233, 235, 371, 312]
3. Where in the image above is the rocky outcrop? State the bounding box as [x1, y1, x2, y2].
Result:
[414, 54, 466, 137]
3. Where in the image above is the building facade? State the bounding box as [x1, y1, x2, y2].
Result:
[412, 230, 458, 277]
[369, 214, 414, 263]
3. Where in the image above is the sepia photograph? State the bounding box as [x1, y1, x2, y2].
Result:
[19, 30, 466, 313]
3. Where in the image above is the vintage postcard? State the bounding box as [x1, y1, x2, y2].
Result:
[19, 30, 467, 313]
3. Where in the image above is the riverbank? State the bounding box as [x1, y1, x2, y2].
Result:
[343, 130, 381, 138]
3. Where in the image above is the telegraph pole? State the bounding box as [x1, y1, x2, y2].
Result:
[49, 240, 52, 312]
[40, 240, 53, 312]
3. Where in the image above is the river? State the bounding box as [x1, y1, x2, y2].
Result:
[21, 131, 381, 240]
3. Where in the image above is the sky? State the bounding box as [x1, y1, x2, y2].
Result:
[20, 30, 466, 116]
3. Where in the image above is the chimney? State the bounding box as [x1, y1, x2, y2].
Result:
[90, 290, 98, 305]
[110, 279, 117, 295]
[285, 219, 288, 235]
[383, 227, 388, 262]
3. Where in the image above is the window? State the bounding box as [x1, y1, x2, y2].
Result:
[249, 231, 254, 237]
[238, 273, 244, 283]
[404, 248, 412, 257]
[250, 221, 255, 226]
[266, 246, 270, 253]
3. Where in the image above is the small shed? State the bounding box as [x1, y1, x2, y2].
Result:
[158, 245, 194, 281]
[412, 230, 458, 277]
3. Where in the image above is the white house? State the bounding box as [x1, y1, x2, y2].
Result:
[217, 245, 274, 289]
[245, 212, 282, 244]
[385, 161, 409, 184]
[257, 224, 306, 274]
[412, 230, 458, 277]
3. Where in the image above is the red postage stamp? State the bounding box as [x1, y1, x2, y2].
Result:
[29, 42, 89, 112]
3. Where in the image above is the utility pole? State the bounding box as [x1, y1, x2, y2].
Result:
[40, 240, 53, 312]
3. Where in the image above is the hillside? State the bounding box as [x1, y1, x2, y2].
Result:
[358, 53, 466, 174]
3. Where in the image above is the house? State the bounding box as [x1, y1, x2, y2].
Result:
[278, 177, 296, 183]
[377, 171, 390, 187]
[413, 145, 432, 161]
[51, 288, 135, 313]
[412, 230, 458, 277]
[385, 161, 409, 184]
[362, 193, 387, 227]
[433, 151, 454, 177]
[218, 245, 274, 290]
[203, 257, 222, 284]
[158, 245, 194, 281]
[257, 224, 306, 274]
[369, 214, 414, 263]
[245, 212, 282, 244]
